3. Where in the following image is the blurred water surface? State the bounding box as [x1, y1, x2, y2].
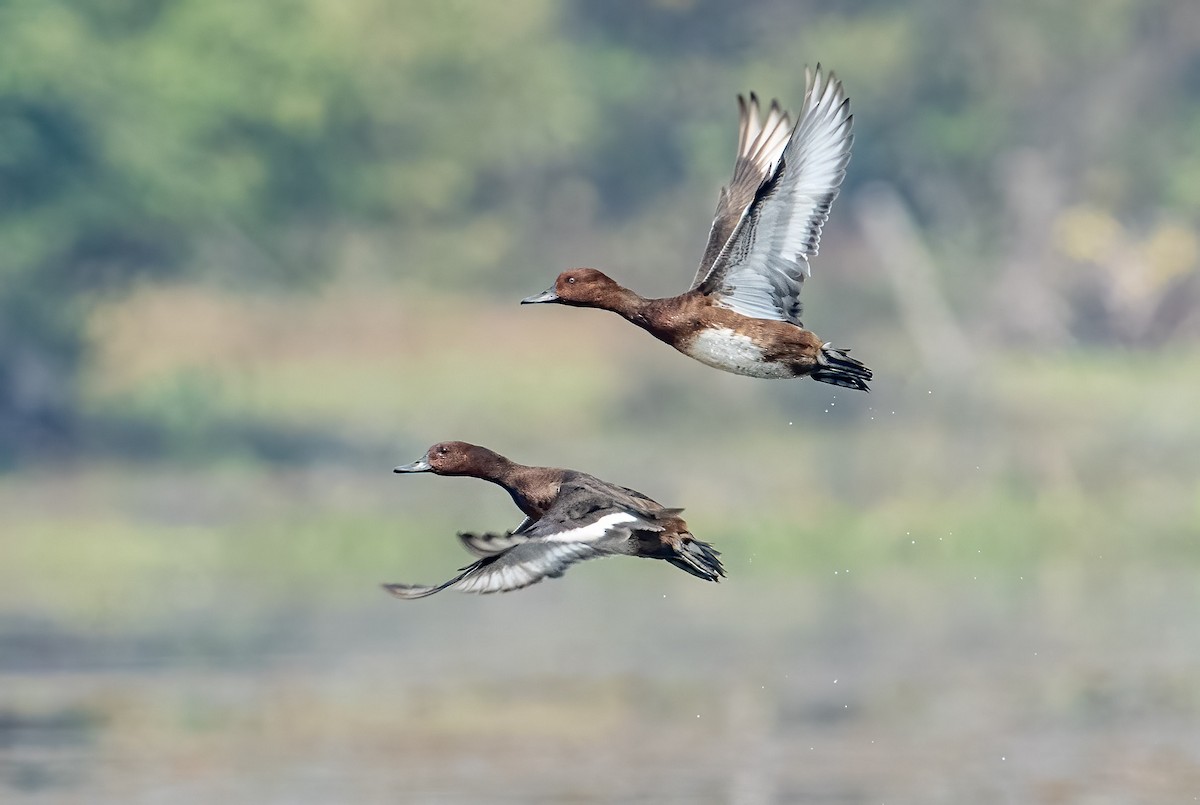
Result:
[4, 564, 1199, 803]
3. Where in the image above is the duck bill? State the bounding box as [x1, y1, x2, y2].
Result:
[520, 287, 559, 305]
[393, 456, 432, 473]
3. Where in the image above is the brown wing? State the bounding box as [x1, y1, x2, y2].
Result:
[690, 93, 793, 289]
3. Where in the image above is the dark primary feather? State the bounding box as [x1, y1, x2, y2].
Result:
[694, 66, 854, 327]
[692, 93, 793, 289]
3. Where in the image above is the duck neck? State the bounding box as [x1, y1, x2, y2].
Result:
[596, 284, 652, 325]
[465, 446, 522, 486]
[467, 449, 547, 517]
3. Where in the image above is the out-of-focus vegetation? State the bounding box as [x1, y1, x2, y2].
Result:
[4, 2, 1200, 801]
[3, 0, 1200, 459]
[4, 0, 1198, 602]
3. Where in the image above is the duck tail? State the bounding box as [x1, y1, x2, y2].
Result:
[811, 342, 872, 392]
[667, 537, 725, 582]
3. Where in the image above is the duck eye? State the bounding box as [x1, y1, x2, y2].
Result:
[566, 276, 576, 284]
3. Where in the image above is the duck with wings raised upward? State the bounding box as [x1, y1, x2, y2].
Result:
[522, 66, 871, 391]
[384, 441, 724, 599]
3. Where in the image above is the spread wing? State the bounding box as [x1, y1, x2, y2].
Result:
[694, 66, 853, 326]
[383, 480, 672, 599]
[381, 536, 613, 599]
[691, 93, 793, 288]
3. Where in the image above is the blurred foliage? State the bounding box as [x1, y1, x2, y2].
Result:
[2, 0, 1200, 461]
[0, 0, 592, 457]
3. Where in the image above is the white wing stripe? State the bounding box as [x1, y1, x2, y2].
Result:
[454, 542, 597, 594]
[712, 67, 853, 324]
[542, 511, 640, 543]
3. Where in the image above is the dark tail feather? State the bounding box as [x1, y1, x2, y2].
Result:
[667, 538, 725, 582]
[811, 343, 872, 392]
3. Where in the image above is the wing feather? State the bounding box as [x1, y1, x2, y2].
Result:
[695, 65, 853, 326]
[456, 516, 535, 557]
[691, 94, 793, 288]
[383, 511, 656, 599]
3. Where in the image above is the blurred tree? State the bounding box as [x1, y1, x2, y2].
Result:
[0, 0, 585, 460]
[0, 0, 346, 457]
[3, 0, 1200, 462]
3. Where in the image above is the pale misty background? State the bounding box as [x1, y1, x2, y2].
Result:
[2, 1, 1199, 802]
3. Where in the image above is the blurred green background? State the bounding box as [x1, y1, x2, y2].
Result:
[3, 0, 1199, 802]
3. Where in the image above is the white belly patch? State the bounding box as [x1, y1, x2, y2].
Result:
[687, 328, 792, 378]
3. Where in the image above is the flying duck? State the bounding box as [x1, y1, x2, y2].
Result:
[522, 65, 871, 391]
[384, 441, 724, 598]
